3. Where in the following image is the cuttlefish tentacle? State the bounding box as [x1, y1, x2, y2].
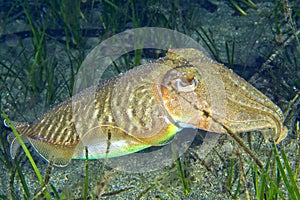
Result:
[5, 48, 288, 167]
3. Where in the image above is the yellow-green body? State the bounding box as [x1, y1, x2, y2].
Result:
[8, 48, 287, 167]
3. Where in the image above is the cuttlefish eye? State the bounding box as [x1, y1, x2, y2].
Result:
[174, 75, 198, 92]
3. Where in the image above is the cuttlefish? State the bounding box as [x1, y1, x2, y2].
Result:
[5, 48, 288, 167]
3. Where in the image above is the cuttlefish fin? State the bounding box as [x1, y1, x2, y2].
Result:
[5, 120, 30, 159]
[3, 119, 29, 130]
[7, 133, 28, 159]
[4, 120, 74, 167]
[72, 125, 151, 160]
[28, 138, 76, 167]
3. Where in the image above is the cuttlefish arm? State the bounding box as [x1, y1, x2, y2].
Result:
[160, 48, 288, 143]
[4, 48, 288, 167]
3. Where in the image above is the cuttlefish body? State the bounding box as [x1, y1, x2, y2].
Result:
[6, 48, 288, 167]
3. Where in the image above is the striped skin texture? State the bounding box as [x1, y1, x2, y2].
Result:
[8, 48, 288, 167]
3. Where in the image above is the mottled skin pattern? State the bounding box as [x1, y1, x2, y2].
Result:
[163, 49, 287, 142]
[9, 48, 288, 167]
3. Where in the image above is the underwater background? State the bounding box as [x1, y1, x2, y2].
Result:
[0, 0, 299, 199]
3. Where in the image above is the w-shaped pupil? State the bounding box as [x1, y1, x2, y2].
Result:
[175, 76, 198, 92]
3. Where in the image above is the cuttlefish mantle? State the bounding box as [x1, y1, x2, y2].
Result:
[4, 48, 288, 167]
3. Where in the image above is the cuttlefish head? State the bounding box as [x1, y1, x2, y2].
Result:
[161, 48, 288, 144]
[160, 66, 215, 131]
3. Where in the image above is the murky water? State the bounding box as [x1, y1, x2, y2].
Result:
[0, 1, 299, 199]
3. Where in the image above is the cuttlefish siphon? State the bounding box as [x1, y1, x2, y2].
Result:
[5, 48, 288, 167]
